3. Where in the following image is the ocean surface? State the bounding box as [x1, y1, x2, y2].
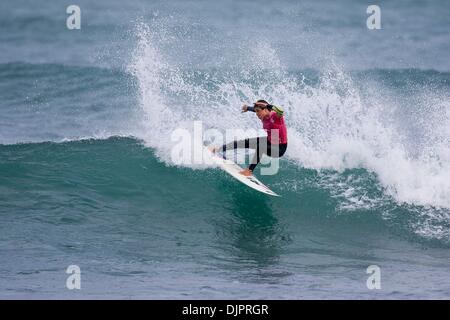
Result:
[0, 0, 449, 299]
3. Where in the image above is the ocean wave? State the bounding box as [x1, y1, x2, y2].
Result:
[0, 137, 449, 246]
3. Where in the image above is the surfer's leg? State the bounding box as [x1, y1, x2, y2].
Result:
[266, 143, 288, 158]
[248, 141, 288, 171]
[248, 137, 268, 172]
[221, 137, 260, 153]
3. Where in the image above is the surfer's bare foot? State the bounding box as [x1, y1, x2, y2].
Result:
[208, 145, 217, 153]
[239, 169, 253, 176]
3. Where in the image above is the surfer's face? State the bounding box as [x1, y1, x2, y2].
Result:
[255, 107, 270, 120]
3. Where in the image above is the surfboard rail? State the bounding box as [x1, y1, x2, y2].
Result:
[204, 145, 280, 197]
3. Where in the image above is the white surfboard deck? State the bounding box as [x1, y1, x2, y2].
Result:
[204, 145, 280, 197]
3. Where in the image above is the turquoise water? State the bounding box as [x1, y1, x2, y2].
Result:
[1, 0, 449, 299]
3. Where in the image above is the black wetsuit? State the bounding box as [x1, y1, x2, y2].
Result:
[221, 105, 288, 171]
[221, 136, 287, 171]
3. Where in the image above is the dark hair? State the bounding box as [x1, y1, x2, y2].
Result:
[254, 99, 269, 110]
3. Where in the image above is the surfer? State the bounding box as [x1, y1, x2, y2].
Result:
[211, 100, 288, 176]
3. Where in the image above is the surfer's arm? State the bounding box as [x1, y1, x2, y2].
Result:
[242, 105, 255, 112]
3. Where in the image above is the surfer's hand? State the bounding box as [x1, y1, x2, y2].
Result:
[241, 105, 248, 113]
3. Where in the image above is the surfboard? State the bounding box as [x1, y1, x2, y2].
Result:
[204, 145, 280, 197]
